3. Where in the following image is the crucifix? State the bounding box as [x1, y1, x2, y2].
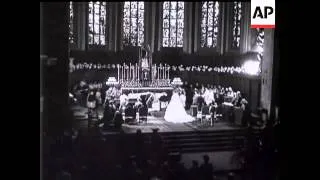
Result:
[139, 43, 152, 82]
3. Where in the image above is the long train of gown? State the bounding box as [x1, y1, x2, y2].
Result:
[164, 93, 194, 123]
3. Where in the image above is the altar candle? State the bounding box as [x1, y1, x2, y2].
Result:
[129, 63, 131, 80]
[123, 63, 125, 80]
[135, 63, 137, 81]
[121, 66, 123, 82]
[117, 64, 120, 82]
[138, 66, 139, 81]
[163, 65, 166, 79]
[168, 67, 170, 80]
[133, 66, 135, 80]
[152, 64, 154, 81]
[126, 66, 128, 80]
[154, 64, 157, 79]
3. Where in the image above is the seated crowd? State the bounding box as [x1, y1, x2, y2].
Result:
[49, 110, 280, 180]
[49, 128, 230, 180]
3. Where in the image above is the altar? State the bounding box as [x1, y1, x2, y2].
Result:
[121, 86, 173, 93]
[116, 43, 173, 92]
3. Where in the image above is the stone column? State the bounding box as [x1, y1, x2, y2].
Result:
[114, 2, 120, 52]
[183, 2, 193, 54]
[156, 2, 162, 52]
[77, 2, 87, 51]
[193, 2, 200, 53]
[108, 2, 114, 51]
[260, 29, 274, 115]
[41, 2, 70, 135]
[240, 2, 251, 53]
[150, 2, 157, 53]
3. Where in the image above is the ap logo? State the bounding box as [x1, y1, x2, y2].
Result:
[251, 0, 275, 28]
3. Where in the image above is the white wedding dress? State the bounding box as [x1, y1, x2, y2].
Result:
[164, 92, 194, 123]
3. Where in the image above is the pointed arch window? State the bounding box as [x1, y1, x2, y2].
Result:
[200, 1, 220, 48]
[88, 2, 107, 46]
[69, 1, 75, 44]
[123, 1, 145, 47]
[231, 2, 242, 48]
[162, 1, 184, 47]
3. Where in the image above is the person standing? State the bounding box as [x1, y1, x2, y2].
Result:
[87, 90, 96, 115]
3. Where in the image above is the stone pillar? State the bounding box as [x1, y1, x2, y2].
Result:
[222, 2, 231, 53]
[114, 2, 120, 52]
[219, 2, 227, 55]
[240, 2, 251, 53]
[183, 2, 193, 54]
[108, 2, 115, 51]
[41, 2, 70, 136]
[260, 29, 274, 115]
[77, 2, 87, 51]
[150, 2, 157, 53]
[193, 2, 200, 53]
[156, 2, 162, 52]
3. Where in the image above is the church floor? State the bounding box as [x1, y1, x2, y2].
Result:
[71, 105, 244, 134]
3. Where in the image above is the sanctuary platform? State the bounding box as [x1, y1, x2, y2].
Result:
[71, 105, 243, 134]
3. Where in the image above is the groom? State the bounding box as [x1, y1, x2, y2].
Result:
[183, 81, 193, 110]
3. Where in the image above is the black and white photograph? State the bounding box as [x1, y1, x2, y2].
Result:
[40, 1, 280, 180]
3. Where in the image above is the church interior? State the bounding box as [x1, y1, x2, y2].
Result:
[40, 1, 280, 180]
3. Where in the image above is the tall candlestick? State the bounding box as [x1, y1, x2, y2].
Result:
[121, 66, 123, 82]
[133, 66, 135, 80]
[152, 64, 154, 81]
[167, 67, 170, 80]
[117, 65, 120, 82]
[135, 63, 137, 81]
[129, 63, 131, 80]
[163, 65, 165, 79]
[123, 63, 125, 81]
[154, 64, 158, 79]
[138, 66, 139, 81]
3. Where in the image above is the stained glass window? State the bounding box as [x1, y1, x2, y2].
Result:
[69, 2, 75, 44]
[88, 2, 106, 46]
[231, 2, 242, 48]
[123, 1, 144, 47]
[162, 1, 184, 47]
[200, 1, 220, 48]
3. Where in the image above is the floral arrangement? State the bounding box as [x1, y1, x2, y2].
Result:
[70, 62, 258, 75]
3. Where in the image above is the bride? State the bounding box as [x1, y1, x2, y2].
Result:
[164, 89, 194, 123]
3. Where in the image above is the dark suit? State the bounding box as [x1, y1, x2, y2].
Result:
[200, 163, 214, 180]
[102, 106, 114, 129]
[185, 87, 193, 109]
[125, 104, 136, 123]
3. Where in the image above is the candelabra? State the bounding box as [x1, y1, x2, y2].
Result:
[117, 63, 171, 88]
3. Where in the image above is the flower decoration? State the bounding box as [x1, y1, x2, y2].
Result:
[72, 61, 257, 75]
